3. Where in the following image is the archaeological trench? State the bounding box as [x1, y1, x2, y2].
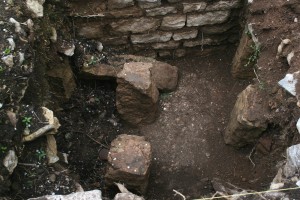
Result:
[0, 0, 300, 199]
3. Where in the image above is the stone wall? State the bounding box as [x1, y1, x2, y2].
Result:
[69, 0, 244, 57]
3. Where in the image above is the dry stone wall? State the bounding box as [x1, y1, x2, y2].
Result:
[69, 0, 244, 57]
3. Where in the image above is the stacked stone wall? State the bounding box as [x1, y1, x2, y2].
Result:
[69, 0, 244, 57]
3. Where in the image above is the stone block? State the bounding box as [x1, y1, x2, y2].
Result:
[206, 0, 241, 11]
[151, 40, 180, 49]
[131, 32, 173, 44]
[28, 190, 102, 200]
[106, 134, 151, 193]
[231, 32, 256, 79]
[160, 15, 186, 30]
[77, 23, 104, 39]
[108, 0, 134, 9]
[224, 85, 269, 147]
[116, 62, 159, 125]
[173, 29, 198, 41]
[183, 2, 207, 13]
[151, 61, 178, 91]
[111, 18, 160, 33]
[137, 0, 161, 9]
[187, 11, 230, 27]
[146, 6, 177, 16]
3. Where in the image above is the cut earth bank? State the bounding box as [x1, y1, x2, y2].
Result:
[0, 0, 300, 199]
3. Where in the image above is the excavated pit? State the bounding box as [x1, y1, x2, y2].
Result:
[2, 0, 298, 199]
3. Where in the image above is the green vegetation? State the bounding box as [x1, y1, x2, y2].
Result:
[22, 116, 32, 128]
[0, 145, 7, 154]
[244, 44, 261, 67]
[36, 149, 46, 161]
[3, 48, 11, 55]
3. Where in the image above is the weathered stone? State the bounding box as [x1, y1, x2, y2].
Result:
[187, 11, 230, 27]
[137, 0, 161, 9]
[80, 64, 122, 79]
[107, 7, 143, 18]
[175, 49, 186, 57]
[57, 40, 75, 56]
[183, 2, 207, 13]
[151, 61, 178, 91]
[146, 6, 177, 16]
[77, 23, 104, 39]
[206, 0, 241, 11]
[158, 50, 172, 57]
[201, 23, 236, 34]
[131, 32, 172, 44]
[111, 18, 160, 33]
[231, 32, 256, 79]
[3, 150, 17, 175]
[108, 0, 134, 10]
[224, 85, 269, 147]
[47, 58, 76, 99]
[167, 0, 181, 2]
[151, 41, 180, 49]
[116, 62, 159, 125]
[183, 38, 213, 47]
[46, 135, 59, 164]
[106, 134, 151, 193]
[161, 15, 186, 30]
[26, 0, 45, 18]
[28, 190, 102, 200]
[284, 144, 300, 178]
[173, 29, 198, 41]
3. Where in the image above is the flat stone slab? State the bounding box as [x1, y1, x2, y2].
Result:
[28, 190, 102, 200]
[106, 134, 152, 194]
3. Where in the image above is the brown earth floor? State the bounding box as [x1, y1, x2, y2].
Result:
[135, 48, 277, 199]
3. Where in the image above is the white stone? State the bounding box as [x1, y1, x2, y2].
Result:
[187, 11, 230, 26]
[3, 150, 18, 174]
[284, 144, 300, 177]
[278, 72, 299, 96]
[297, 118, 300, 134]
[1, 55, 14, 68]
[26, 0, 45, 18]
[146, 6, 177, 16]
[183, 2, 207, 13]
[28, 190, 102, 200]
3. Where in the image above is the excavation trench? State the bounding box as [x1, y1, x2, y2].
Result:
[1, 0, 287, 199]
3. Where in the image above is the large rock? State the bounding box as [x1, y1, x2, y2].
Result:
[28, 190, 102, 200]
[187, 11, 230, 27]
[231, 31, 256, 79]
[224, 85, 269, 147]
[116, 62, 159, 125]
[160, 15, 186, 30]
[151, 61, 178, 91]
[145, 6, 177, 16]
[80, 64, 122, 79]
[131, 31, 172, 44]
[111, 18, 160, 33]
[283, 144, 300, 178]
[105, 134, 151, 194]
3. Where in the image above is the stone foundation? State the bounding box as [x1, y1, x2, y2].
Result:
[69, 0, 244, 57]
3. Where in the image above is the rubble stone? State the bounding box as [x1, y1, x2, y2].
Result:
[161, 15, 186, 30]
[187, 11, 230, 27]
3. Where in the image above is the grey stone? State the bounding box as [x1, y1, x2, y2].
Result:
[111, 18, 160, 33]
[187, 11, 230, 27]
[183, 2, 207, 13]
[151, 41, 180, 49]
[173, 29, 198, 41]
[116, 62, 159, 125]
[137, 0, 161, 9]
[106, 134, 151, 193]
[151, 61, 178, 91]
[146, 6, 177, 16]
[131, 32, 173, 44]
[206, 0, 241, 11]
[3, 150, 17, 175]
[161, 15, 186, 30]
[284, 144, 300, 178]
[224, 85, 269, 147]
[108, 0, 134, 10]
[28, 190, 102, 200]
[77, 23, 103, 39]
